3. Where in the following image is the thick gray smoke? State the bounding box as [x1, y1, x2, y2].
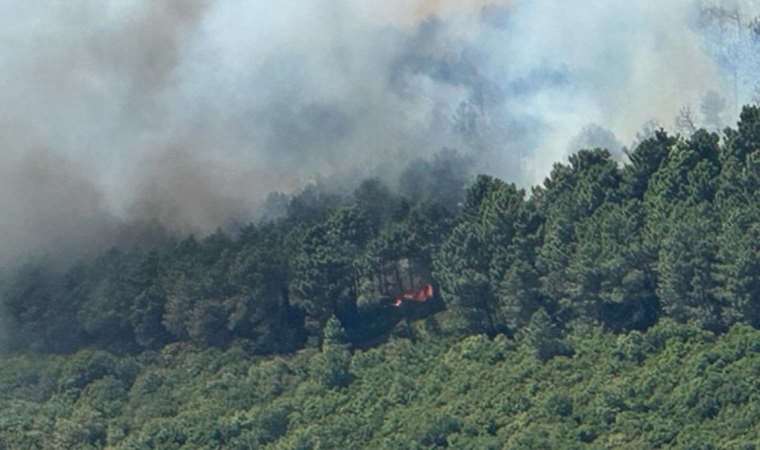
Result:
[0, 0, 757, 265]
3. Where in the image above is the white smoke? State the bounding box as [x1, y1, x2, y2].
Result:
[0, 0, 754, 263]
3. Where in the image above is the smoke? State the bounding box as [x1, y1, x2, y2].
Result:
[0, 0, 754, 264]
[365, 0, 513, 26]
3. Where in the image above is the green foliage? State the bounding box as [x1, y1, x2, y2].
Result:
[716, 206, 760, 327]
[434, 176, 533, 334]
[1, 105, 760, 448]
[4, 324, 760, 448]
[310, 316, 351, 388]
[4, 111, 760, 354]
[657, 204, 722, 331]
[566, 201, 657, 330]
[290, 207, 372, 338]
[523, 308, 572, 362]
[322, 315, 348, 348]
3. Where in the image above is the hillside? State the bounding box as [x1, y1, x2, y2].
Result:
[5, 2, 760, 448]
[0, 107, 758, 449]
[3, 319, 760, 449]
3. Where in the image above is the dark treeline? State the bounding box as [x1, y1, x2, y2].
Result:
[2, 107, 759, 357]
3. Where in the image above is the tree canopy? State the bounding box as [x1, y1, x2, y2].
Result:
[1, 107, 759, 448]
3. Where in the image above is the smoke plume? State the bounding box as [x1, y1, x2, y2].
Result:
[0, 0, 757, 265]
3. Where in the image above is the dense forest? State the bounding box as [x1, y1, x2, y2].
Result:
[1, 106, 759, 448]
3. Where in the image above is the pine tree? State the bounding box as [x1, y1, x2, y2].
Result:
[565, 202, 657, 331]
[657, 204, 722, 331]
[495, 233, 541, 333]
[434, 221, 494, 333]
[523, 308, 571, 362]
[715, 207, 760, 326]
[311, 315, 351, 388]
[290, 207, 372, 339]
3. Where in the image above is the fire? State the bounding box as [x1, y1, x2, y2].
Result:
[392, 284, 435, 307]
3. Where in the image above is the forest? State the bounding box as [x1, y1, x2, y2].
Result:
[0, 104, 758, 448]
